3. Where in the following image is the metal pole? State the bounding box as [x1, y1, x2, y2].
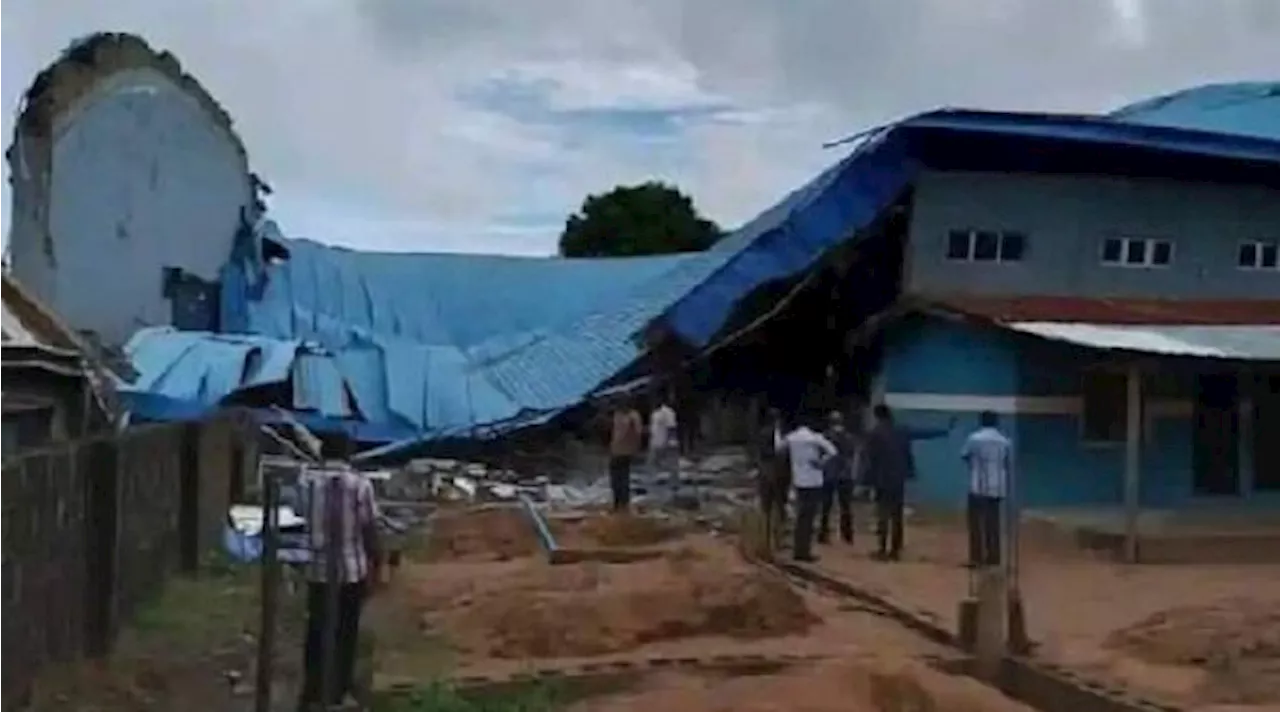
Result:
[253, 467, 280, 712]
[1123, 365, 1143, 564]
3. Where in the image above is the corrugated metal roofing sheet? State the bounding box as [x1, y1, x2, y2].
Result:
[1110, 82, 1280, 142]
[1007, 322, 1280, 361]
[924, 296, 1280, 325]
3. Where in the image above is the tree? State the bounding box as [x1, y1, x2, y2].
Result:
[558, 181, 723, 258]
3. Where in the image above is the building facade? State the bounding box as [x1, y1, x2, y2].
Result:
[870, 168, 1280, 509]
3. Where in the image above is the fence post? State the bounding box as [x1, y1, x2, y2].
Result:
[82, 439, 120, 658]
[179, 423, 201, 574]
[254, 468, 280, 712]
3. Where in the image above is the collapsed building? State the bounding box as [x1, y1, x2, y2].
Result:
[6, 32, 1279, 509]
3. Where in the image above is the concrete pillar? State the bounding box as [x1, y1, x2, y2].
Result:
[1123, 365, 1143, 564]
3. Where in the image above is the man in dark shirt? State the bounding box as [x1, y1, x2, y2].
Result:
[818, 410, 857, 545]
[862, 404, 916, 561]
[753, 407, 789, 550]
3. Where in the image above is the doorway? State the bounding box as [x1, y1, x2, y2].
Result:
[1254, 375, 1280, 492]
[1192, 373, 1240, 496]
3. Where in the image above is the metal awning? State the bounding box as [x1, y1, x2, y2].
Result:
[1007, 322, 1280, 361]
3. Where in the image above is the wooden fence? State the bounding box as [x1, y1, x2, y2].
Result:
[1, 417, 253, 705]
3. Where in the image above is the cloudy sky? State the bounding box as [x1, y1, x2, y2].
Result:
[2, 0, 1278, 255]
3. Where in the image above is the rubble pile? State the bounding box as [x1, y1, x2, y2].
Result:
[372, 446, 759, 517]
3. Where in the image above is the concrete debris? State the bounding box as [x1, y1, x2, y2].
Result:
[370, 446, 759, 524]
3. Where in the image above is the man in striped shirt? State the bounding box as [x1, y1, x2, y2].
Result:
[297, 435, 382, 710]
[961, 411, 1013, 568]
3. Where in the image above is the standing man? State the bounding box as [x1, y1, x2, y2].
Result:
[754, 406, 789, 550]
[608, 398, 644, 512]
[648, 394, 680, 496]
[962, 411, 1013, 567]
[298, 434, 382, 711]
[863, 404, 915, 561]
[777, 412, 837, 563]
[818, 410, 858, 545]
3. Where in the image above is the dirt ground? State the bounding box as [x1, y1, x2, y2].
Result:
[806, 511, 1280, 711]
[384, 507, 1034, 711]
[569, 657, 1035, 712]
[549, 512, 686, 549]
[400, 534, 819, 662]
[420, 505, 543, 562]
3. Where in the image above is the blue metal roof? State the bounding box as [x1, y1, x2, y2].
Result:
[657, 88, 1280, 346]
[125, 82, 1280, 446]
[1109, 81, 1280, 142]
[128, 238, 729, 440]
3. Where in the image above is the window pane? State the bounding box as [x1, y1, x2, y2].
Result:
[1101, 238, 1123, 264]
[1239, 242, 1259, 268]
[946, 230, 971, 260]
[1125, 239, 1147, 265]
[973, 231, 1000, 261]
[1261, 243, 1278, 269]
[1150, 240, 1172, 266]
[999, 232, 1026, 262]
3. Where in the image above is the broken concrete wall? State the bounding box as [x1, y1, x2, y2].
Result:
[6, 33, 259, 346]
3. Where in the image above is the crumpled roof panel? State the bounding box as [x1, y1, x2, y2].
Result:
[242, 238, 697, 351]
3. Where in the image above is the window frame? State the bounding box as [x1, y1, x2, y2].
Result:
[1100, 236, 1175, 269]
[944, 229, 1028, 264]
[1237, 239, 1280, 271]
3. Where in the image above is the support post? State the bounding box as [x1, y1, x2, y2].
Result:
[1123, 364, 1143, 564]
[253, 468, 280, 712]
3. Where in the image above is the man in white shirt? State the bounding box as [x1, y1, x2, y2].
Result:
[648, 396, 680, 493]
[961, 411, 1013, 568]
[776, 413, 838, 563]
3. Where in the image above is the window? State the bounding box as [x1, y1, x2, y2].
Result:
[1101, 236, 1174, 268]
[945, 229, 1027, 263]
[1237, 240, 1279, 270]
[1081, 371, 1128, 443]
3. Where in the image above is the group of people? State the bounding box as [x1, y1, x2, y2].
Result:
[606, 395, 680, 510]
[758, 405, 914, 562]
[758, 404, 1014, 568]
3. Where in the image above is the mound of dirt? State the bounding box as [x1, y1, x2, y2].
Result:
[423, 507, 540, 562]
[1104, 598, 1280, 667]
[554, 513, 685, 549]
[435, 542, 818, 658]
[568, 657, 1035, 712]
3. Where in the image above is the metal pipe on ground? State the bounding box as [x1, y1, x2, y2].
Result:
[518, 494, 559, 555]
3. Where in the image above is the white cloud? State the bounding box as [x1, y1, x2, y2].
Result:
[2, 0, 1278, 255]
[491, 58, 725, 113]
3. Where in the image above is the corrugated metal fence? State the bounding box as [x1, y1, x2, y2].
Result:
[1, 417, 253, 705]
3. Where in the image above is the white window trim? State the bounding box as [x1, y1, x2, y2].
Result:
[1236, 239, 1280, 271]
[945, 229, 1026, 264]
[1100, 236, 1174, 269]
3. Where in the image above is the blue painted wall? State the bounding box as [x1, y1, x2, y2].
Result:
[880, 317, 1249, 509]
[9, 68, 254, 346]
[906, 170, 1280, 299]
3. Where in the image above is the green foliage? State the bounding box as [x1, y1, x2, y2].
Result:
[373, 680, 563, 712]
[558, 181, 723, 258]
